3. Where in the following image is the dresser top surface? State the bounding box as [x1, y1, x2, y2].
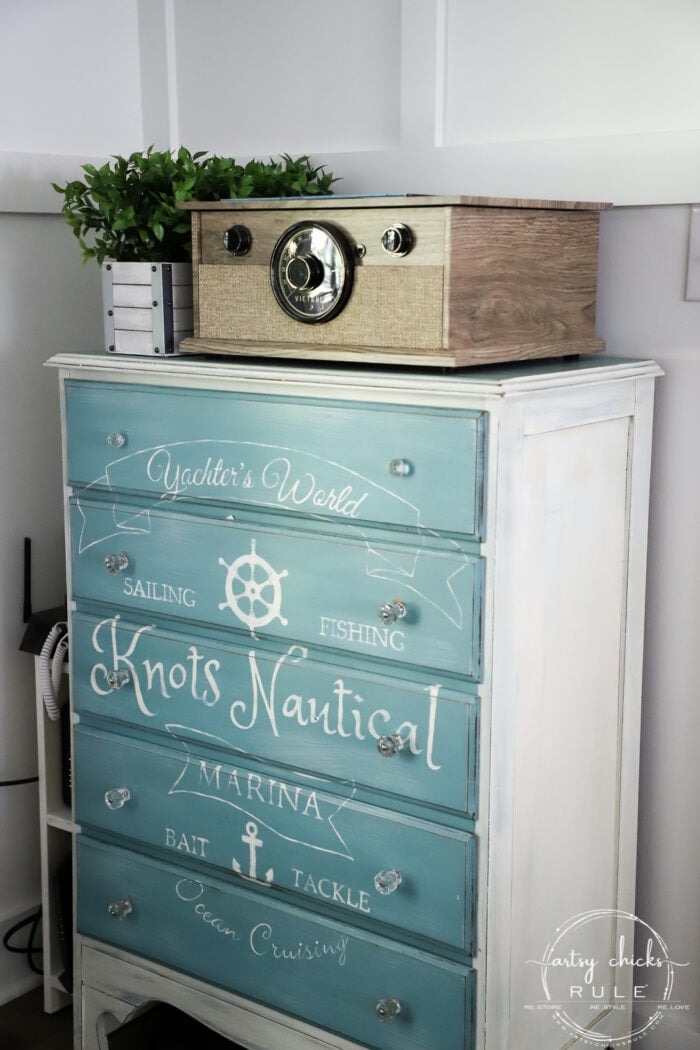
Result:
[46, 352, 662, 399]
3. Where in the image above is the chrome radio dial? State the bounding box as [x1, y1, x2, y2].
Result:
[270, 221, 354, 323]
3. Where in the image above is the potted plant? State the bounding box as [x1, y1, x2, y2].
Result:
[53, 147, 337, 355]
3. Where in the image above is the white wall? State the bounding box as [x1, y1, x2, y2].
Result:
[0, 216, 102, 1003]
[0, 1, 698, 1041]
[0, 2, 141, 156]
[0, 0, 139, 1004]
[597, 206, 700, 1048]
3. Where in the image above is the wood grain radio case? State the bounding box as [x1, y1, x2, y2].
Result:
[179, 195, 610, 368]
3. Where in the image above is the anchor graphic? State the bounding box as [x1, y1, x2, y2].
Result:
[232, 820, 274, 885]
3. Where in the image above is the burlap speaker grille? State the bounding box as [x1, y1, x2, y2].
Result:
[198, 265, 445, 350]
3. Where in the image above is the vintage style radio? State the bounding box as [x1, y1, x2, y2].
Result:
[179, 194, 610, 367]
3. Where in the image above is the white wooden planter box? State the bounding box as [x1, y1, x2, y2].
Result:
[102, 262, 193, 356]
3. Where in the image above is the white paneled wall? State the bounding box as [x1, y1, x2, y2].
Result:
[132, 0, 700, 206]
[0, 1, 142, 157]
[597, 206, 700, 1048]
[0, 2, 698, 1043]
[173, 0, 402, 155]
[0, 1, 139, 1005]
[442, 0, 700, 145]
[0, 215, 104, 1004]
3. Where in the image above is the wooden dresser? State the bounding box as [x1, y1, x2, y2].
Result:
[48, 352, 660, 1050]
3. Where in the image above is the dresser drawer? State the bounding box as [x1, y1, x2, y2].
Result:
[65, 381, 486, 538]
[78, 837, 474, 1050]
[74, 726, 476, 952]
[72, 613, 479, 817]
[70, 499, 484, 679]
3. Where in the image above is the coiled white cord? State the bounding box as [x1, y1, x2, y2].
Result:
[39, 622, 68, 721]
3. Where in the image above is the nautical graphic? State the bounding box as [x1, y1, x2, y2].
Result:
[219, 539, 288, 636]
[166, 726, 355, 858]
[76, 436, 474, 631]
[232, 820, 274, 884]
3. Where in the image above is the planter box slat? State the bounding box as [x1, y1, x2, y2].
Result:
[102, 262, 193, 356]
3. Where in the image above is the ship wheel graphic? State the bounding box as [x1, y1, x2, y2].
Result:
[218, 539, 288, 635]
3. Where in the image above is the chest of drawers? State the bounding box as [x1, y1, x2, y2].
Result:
[49, 353, 660, 1050]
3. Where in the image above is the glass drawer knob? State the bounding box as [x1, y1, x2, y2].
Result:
[374, 869, 403, 895]
[107, 898, 133, 920]
[378, 598, 406, 625]
[389, 458, 412, 478]
[106, 669, 130, 690]
[107, 432, 127, 448]
[104, 551, 129, 575]
[375, 997, 401, 1023]
[377, 734, 404, 758]
[104, 787, 131, 810]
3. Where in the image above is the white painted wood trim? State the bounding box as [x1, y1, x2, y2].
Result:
[615, 375, 657, 911]
[34, 658, 73, 1015]
[0, 151, 108, 213]
[477, 371, 659, 1047]
[481, 395, 527, 1049]
[45, 353, 662, 402]
[312, 132, 700, 208]
[399, 0, 442, 149]
[80, 940, 369, 1050]
[4, 135, 699, 214]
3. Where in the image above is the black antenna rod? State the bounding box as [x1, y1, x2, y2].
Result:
[23, 537, 32, 623]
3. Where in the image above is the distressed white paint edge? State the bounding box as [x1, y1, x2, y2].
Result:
[481, 375, 659, 1047]
[81, 939, 370, 1050]
[480, 394, 527, 1047]
[476, 396, 525, 1049]
[615, 376, 656, 911]
[45, 353, 662, 405]
[57, 376, 83, 1044]
[469, 401, 502, 1046]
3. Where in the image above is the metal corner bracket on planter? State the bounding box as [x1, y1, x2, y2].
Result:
[102, 261, 193, 357]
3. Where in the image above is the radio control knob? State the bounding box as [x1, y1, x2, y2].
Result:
[223, 224, 252, 256]
[381, 223, 413, 256]
[285, 254, 324, 291]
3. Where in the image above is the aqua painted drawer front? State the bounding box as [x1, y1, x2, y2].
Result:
[78, 837, 474, 1050]
[72, 613, 479, 817]
[65, 381, 486, 538]
[70, 499, 484, 679]
[74, 726, 476, 952]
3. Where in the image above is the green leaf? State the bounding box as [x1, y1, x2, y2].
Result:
[51, 148, 339, 264]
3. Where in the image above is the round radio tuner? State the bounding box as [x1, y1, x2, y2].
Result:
[270, 221, 354, 323]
